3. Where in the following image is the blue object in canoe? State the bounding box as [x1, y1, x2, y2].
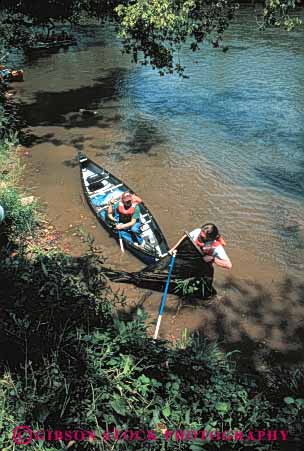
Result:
[79, 153, 169, 265]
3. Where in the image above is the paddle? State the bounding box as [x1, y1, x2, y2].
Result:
[168, 233, 187, 254]
[118, 227, 125, 253]
[114, 210, 124, 254]
[153, 250, 177, 340]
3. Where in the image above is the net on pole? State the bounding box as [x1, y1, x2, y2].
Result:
[104, 233, 214, 297]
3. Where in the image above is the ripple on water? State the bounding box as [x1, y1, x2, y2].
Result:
[11, 8, 304, 286]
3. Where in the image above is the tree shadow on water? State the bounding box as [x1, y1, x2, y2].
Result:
[62, 156, 79, 168]
[116, 118, 167, 155]
[18, 68, 128, 129]
[19, 130, 96, 151]
[254, 165, 304, 199]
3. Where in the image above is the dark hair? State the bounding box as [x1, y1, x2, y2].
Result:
[200, 223, 219, 241]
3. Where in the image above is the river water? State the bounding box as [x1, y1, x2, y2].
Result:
[9, 7, 304, 351]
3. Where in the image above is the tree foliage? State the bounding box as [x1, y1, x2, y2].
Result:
[0, 0, 302, 76]
[263, 0, 303, 31]
[115, 0, 238, 76]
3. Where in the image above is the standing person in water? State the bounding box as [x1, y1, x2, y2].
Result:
[188, 223, 232, 298]
[169, 223, 232, 298]
[189, 223, 232, 269]
[107, 192, 144, 247]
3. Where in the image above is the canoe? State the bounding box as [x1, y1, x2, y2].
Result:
[0, 69, 24, 82]
[26, 39, 77, 51]
[79, 153, 169, 264]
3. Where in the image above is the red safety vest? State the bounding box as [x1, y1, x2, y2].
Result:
[117, 202, 136, 223]
[194, 235, 226, 256]
[116, 194, 142, 223]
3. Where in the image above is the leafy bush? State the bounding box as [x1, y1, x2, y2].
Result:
[0, 186, 37, 237]
[0, 85, 37, 240]
[0, 248, 303, 450]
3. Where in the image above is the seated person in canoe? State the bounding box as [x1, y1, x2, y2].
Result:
[107, 192, 144, 247]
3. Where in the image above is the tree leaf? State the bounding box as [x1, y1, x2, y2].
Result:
[295, 398, 304, 407]
[215, 402, 230, 413]
[110, 398, 127, 416]
[190, 443, 206, 451]
[284, 397, 295, 405]
[185, 409, 190, 424]
[162, 405, 171, 418]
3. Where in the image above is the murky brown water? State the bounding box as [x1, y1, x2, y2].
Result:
[11, 10, 304, 361]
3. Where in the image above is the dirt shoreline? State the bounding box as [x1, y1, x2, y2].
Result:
[16, 124, 304, 368]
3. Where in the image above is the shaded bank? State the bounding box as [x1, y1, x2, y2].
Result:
[1, 241, 304, 450]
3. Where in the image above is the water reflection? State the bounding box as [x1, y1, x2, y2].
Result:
[13, 8, 304, 281]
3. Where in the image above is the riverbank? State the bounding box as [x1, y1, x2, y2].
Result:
[13, 110, 304, 367]
[1, 24, 304, 451]
[1, 81, 303, 367]
[1, 115, 304, 451]
[1, 125, 304, 451]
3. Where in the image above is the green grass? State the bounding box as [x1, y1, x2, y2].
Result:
[0, 186, 37, 237]
[0, 101, 38, 240]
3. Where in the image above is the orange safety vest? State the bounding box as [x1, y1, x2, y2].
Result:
[116, 194, 142, 223]
[117, 202, 136, 223]
[194, 235, 226, 256]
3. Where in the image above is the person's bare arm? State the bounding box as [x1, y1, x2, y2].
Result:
[203, 254, 232, 269]
[107, 204, 116, 222]
[116, 218, 136, 230]
[214, 256, 232, 269]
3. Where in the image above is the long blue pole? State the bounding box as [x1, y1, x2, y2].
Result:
[153, 251, 177, 339]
